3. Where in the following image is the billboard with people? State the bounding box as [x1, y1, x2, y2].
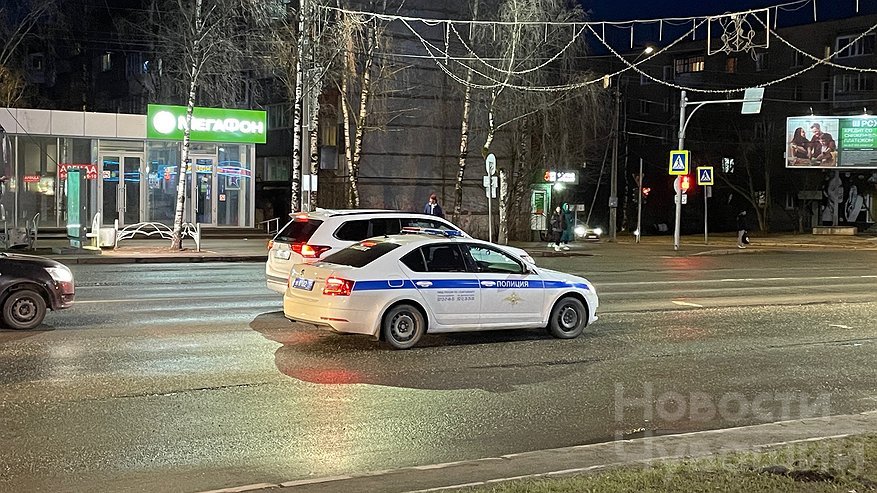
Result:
[787, 116, 877, 168]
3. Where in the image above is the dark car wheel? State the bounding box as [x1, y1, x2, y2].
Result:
[2, 290, 48, 330]
[382, 304, 425, 350]
[547, 296, 587, 339]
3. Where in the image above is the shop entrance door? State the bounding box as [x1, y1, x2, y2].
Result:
[189, 155, 216, 226]
[101, 154, 143, 226]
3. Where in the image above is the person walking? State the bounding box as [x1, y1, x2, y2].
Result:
[423, 193, 445, 218]
[736, 210, 749, 249]
[549, 206, 566, 252]
[559, 203, 573, 250]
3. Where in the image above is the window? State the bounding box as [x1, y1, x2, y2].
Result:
[101, 52, 112, 72]
[267, 104, 289, 129]
[639, 73, 652, 85]
[674, 55, 704, 75]
[422, 244, 467, 273]
[275, 219, 322, 244]
[791, 51, 805, 67]
[755, 53, 769, 72]
[320, 121, 338, 146]
[322, 241, 401, 268]
[662, 65, 674, 81]
[836, 34, 876, 58]
[369, 218, 401, 237]
[722, 157, 735, 174]
[821, 81, 831, 101]
[334, 220, 370, 241]
[725, 57, 737, 74]
[639, 100, 651, 115]
[401, 218, 457, 231]
[464, 245, 523, 274]
[401, 250, 427, 272]
[29, 53, 44, 71]
[662, 97, 670, 112]
[784, 192, 796, 211]
[792, 85, 803, 101]
[834, 74, 875, 95]
[126, 53, 144, 78]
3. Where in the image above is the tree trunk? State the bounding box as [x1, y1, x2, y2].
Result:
[497, 167, 509, 244]
[290, 6, 305, 214]
[308, 97, 320, 208]
[349, 23, 375, 209]
[170, 0, 202, 251]
[453, 80, 472, 221]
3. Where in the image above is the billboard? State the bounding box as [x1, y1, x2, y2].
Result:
[787, 116, 877, 168]
[147, 104, 267, 144]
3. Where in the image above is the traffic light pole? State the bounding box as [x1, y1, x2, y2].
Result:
[675, 90, 750, 251]
[636, 157, 643, 244]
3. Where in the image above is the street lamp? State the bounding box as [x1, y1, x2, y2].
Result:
[609, 45, 655, 243]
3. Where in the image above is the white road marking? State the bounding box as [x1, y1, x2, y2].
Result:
[829, 324, 852, 329]
[195, 483, 277, 493]
[76, 294, 273, 304]
[672, 300, 704, 308]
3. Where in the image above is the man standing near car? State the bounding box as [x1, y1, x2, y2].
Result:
[424, 193, 445, 218]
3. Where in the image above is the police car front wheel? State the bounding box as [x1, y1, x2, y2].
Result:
[382, 304, 426, 350]
[548, 297, 587, 339]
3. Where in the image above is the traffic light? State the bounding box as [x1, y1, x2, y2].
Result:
[680, 175, 692, 193]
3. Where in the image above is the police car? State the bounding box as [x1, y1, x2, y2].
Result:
[266, 209, 535, 293]
[283, 228, 598, 349]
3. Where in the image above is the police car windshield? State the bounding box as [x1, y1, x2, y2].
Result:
[322, 240, 401, 268]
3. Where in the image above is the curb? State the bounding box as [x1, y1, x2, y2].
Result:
[196, 411, 877, 493]
[48, 254, 268, 265]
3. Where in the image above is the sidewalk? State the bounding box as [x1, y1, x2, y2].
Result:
[198, 411, 877, 493]
[6, 232, 877, 265]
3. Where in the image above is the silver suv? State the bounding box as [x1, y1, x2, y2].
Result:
[265, 209, 534, 293]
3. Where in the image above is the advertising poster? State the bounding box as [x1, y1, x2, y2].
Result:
[787, 116, 877, 168]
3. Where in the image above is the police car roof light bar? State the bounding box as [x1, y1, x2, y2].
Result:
[399, 227, 462, 237]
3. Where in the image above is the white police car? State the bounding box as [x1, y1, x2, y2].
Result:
[266, 209, 535, 294]
[283, 228, 598, 349]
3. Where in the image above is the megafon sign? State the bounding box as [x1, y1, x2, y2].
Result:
[147, 104, 267, 144]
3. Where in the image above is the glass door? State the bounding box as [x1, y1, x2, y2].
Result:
[101, 155, 120, 226]
[191, 156, 216, 226]
[100, 154, 142, 226]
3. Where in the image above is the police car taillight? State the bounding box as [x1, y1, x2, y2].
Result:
[291, 243, 330, 258]
[323, 276, 354, 296]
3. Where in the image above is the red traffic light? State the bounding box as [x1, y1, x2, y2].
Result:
[680, 175, 692, 193]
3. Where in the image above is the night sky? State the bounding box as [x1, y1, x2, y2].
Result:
[583, 0, 872, 22]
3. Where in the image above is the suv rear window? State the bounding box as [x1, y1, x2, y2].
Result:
[322, 241, 401, 268]
[275, 218, 323, 243]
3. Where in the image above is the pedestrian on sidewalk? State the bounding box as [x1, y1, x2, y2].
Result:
[559, 203, 573, 251]
[549, 206, 566, 252]
[736, 210, 749, 249]
[423, 193, 445, 218]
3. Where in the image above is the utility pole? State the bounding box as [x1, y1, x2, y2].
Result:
[636, 157, 643, 244]
[609, 84, 620, 242]
[674, 90, 686, 251]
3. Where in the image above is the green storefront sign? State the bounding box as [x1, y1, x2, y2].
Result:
[147, 104, 267, 144]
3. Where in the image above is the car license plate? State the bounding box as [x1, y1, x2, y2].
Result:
[292, 277, 314, 291]
[274, 250, 291, 260]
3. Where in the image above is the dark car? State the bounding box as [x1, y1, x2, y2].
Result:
[0, 253, 75, 330]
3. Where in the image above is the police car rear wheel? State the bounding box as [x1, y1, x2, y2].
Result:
[548, 297, 586, 339]
[383, 304, 425, 350]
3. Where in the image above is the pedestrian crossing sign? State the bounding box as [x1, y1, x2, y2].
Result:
[669, 150, 689, 175]
[697, 166, 714, 186]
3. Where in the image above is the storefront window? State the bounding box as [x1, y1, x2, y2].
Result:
[146, 141, 180, 224]
[16, 136, 58, 227]
[0, 137, 14, 224]
[217, 144, 252, 226]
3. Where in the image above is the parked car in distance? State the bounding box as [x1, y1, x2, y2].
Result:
[0, 253, 75, 330]
[266, 209, 535, 293]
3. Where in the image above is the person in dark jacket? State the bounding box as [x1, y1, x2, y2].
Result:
[549, 206, 566, 251]
[736, 210, 748, 249]
[423, 193, 444, 218]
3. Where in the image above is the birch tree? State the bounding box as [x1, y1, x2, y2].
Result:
[0, 0, 56, 107]
[141, 0, 273, 249]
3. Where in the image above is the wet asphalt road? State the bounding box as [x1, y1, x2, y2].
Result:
[1, 247, 876, 493]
